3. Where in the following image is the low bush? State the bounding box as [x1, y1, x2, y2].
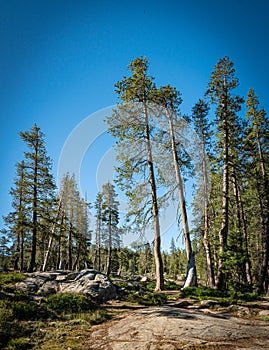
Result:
[179, 286, 260, 304]
[0, 300, 43, 320]
[0, 272, 26, 287]
[179, 287, 225, 299]
[5, 337, 34, 350]
[46, 293, 96, 315]
[0, 303, 30, 349]
[127, 292, 167, 306]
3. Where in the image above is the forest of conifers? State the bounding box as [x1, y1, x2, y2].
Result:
[1, 56, 268, 295]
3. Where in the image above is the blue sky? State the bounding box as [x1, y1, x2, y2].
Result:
[1, 0, 269, 250]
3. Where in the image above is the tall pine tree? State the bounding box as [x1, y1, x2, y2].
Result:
[206, 57, 244, 290]
[107, 57, 164, 291]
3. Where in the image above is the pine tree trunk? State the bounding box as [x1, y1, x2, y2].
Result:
[144, 102, 164, 291]
[56, 214, 64, 269]
[42, 200, 62, 272]
[237, 181, 252, 284]
[29, 153, 38, 272]
[202, 138, 215, 288]
[14, 232, 20, 270]
[167, 110, 197, 288]
[106, 210, 112, 276]
[20, 228, 24, 272]
[68, 223, 73, 270]
[73, 242, 81, 271]
[203, 214, 215, 288]
[42, 236, 53, 272]
[216, 119, 229, 290]
[255, 134, 269, 294]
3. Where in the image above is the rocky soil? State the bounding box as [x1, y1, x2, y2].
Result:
[86, 300, 269, 350]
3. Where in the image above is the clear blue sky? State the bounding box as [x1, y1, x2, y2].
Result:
[1, 0, 269, 250]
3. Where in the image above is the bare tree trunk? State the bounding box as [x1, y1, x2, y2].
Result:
[106, 209, 112, 276]
[20, 228, 24, 272]
[42, 236, 53, 272]
[68, 222, 73, 270]
[73, 242, 81, 271]
[29, 148, 38, 272]
[231, 171, 248, 284]
[56, 214, 64, 269]
[216, 117, 229, 291]
[42, 200, 62, 271]
[202, 139, 215, 288]
[237, 182, 252, 284]
[167, 109, 197, 288]
[144, 102, 164, 291]
[256, 130, 269, 294]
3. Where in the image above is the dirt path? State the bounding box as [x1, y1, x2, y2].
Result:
[84, 303, 269, 349]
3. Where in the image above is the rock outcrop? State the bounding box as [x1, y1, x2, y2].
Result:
[89, 305, 269, 349]
[15, 269, 117, 302]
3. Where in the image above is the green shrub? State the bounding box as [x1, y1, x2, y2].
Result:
[0, 272, 26, 286]
[179, 287, 225, 299]
[127, 292, 167, 306]
[164, 280, 181, 290]
[0, 300, 41, 320]
[6, 337, 33, 350]
[46, 293, 96, 315]
[179, 286, 260, 304]
[144, 282, 156, 292]
[0, 304, 28, 349]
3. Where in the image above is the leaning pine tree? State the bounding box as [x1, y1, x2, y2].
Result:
[154, 85, 198, 288]
[107, 57, 164, 291]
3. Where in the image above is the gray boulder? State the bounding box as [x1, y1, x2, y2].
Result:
[15, 269, 117, 302]
[59, 269, 117, 301]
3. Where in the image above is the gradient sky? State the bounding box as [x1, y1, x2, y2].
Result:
[1, 0, 268, 250]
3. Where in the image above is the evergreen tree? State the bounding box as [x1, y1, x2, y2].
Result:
[107, 57, 164, 291]
[3, 161, 29, 270]
[93, 192, 103, 271]
[0, 230, 11, 269]
[191, 99, 215, 287]
[245, 88, 269, 293]
[206, 57, 244, 290]
[59, 173, 90, 270]
[153, 85, 197, 287]
[100, 182, 121, 276]
[5, 125, 56, 272]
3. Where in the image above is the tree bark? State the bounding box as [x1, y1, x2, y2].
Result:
[42, 200, 62, 271]
[106, 208, 112, 276]
[29, 143, 38, 272]
[68, 222, 73, 270]
[144, 101, 164, 291]
[255, 130, 269, 294]
[201, 137, 215, 288]
[166, 109, 197, 288]
[216, 102, 229, 291]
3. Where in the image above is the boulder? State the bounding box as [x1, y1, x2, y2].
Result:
[199, 299, 220, 308]
[259, 309, 269, 317]
[60, 270, 117, 301]
[15, 269, 117, 302]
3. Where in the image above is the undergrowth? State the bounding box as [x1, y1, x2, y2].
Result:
[179, 286, 260, 304]
[0, 272, 26, 288]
